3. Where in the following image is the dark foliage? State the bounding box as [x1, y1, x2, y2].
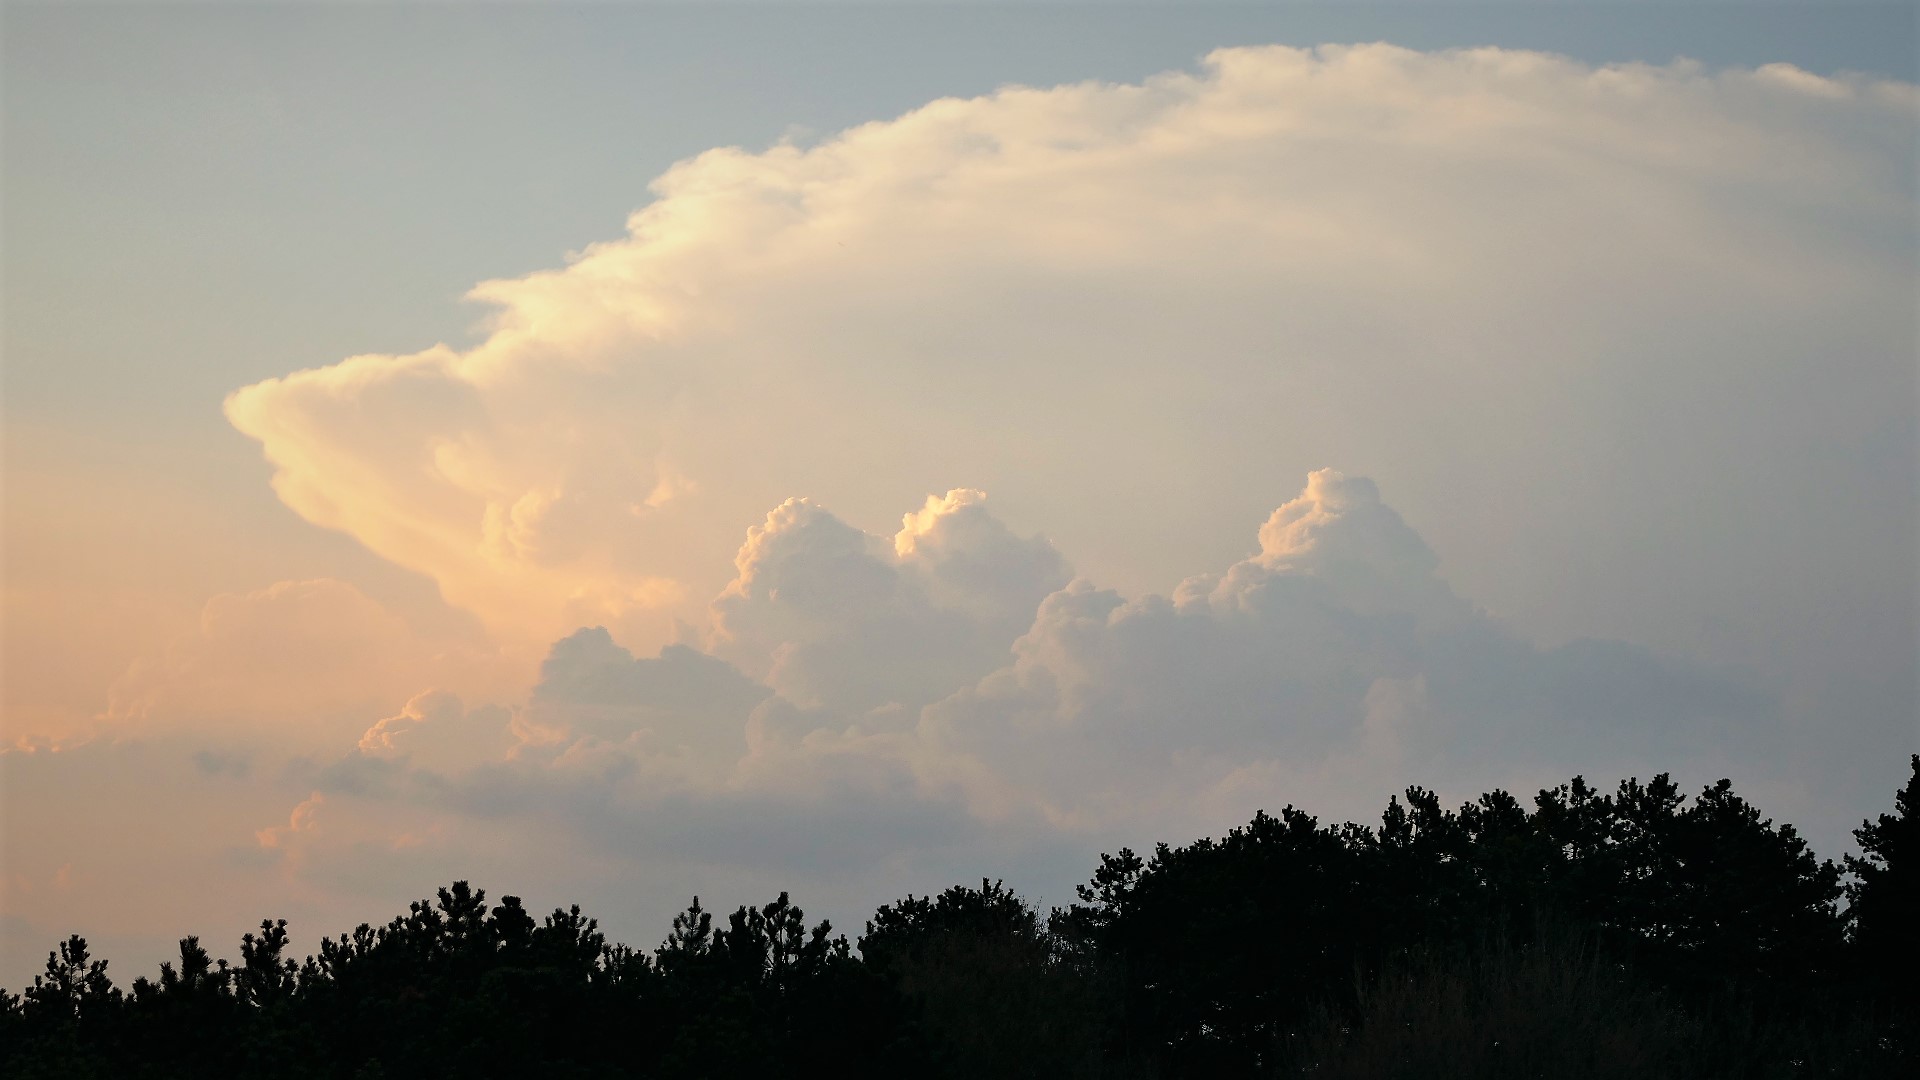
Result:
[1843, 753, 1919, 1060]
[3, 760, 1912, 1078]
[1294, 924, 1700, 1079]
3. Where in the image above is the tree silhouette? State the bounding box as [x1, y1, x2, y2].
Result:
[0, 764, 1909, 1077]
[1845, 753, 1919, 1061]
[1058, 806, 1371, 1074]
[864, 879, 1110, 1078]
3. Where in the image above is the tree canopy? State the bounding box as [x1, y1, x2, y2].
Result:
[4, 758, 1913, 1078]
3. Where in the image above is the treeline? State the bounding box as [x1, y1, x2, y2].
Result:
[4, 758, 1913, 1078]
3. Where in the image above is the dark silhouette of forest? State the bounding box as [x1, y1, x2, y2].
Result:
[4, 757, 1913, 1078]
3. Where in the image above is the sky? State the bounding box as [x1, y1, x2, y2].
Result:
[3, 1, 1916, 990]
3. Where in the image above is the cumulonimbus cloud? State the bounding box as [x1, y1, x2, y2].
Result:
[23, 40, 1914, 998]
[187, 40, 1920, 968]
[294, 473, 1765, 867]
[224, 44, 1917, 696]
[0, 471, 1806, 992]
[708, 488, 1069, 714]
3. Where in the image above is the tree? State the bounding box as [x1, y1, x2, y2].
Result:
[1064, 807, 1369, 1074]
[0, 766, 1893, 1078]
[22, 935, 119, 1020]
[864, 880, 1107, 1078]
[1845, 753, 1919, 1054]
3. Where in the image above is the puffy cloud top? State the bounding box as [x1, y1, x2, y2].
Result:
[710, 491, 1069, 714]
[1257, 471, 1432, 577]
[350, 473, 1767, 839]
[922, 470, 1762, 827]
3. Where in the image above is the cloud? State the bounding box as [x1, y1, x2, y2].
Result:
[191, 748, 252, 779]
[708, 489, 1069, 714]
[356, 690, 515, 774]
[520, 627, 773, 779]
[918, 470, 1769, 831]
[285, 474, 1771, 882]
[284, 491, 1069, 875]
[0, 472, 1824, 990]
[255, 791, 326, 851]
[223, 46, 1916, 721]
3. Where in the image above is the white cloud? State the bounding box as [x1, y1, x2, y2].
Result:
[918, 470, 1768, 832]
[708, 489, 1069, 713]
[288, 474, 1772, 882]
[224, 46, 1916, 725]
